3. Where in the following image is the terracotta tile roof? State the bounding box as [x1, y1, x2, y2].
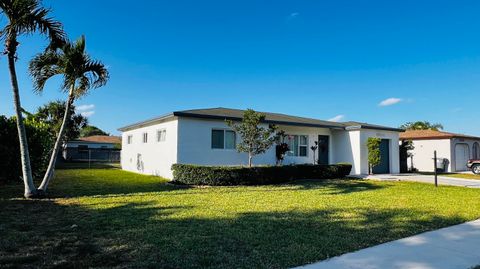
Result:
[78, 135, 121, 144]
[400, 130, 480, 140]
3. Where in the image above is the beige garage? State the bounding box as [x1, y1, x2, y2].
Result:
[400, 130, 480, 173]
[454, 143, 470, 171]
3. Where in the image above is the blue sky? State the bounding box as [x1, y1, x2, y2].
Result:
[1, 0, 480, 135]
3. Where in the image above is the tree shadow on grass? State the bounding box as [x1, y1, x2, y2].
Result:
[0, 172, 195, 200]
[193, 179, 388, 196]
[0, 198, 191, 269]
[0, 196, 471, 269]
[49, 181, 191, 198]
[287, 178, 388, 194]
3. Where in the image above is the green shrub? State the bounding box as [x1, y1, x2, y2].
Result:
[171, 163, 352, 186]
[0, 116, 54, 183]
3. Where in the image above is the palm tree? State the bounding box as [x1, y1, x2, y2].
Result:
[0, 0, 65, 198]
[29, 35, 109, 194]
[400, 121, 444, 131]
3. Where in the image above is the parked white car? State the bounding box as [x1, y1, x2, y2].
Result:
[467, 159, 480, 174]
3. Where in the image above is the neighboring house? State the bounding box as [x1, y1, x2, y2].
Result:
[63, 135, 121, 162]
[400, 130, 480, 172]
[118, 108, 403, 179]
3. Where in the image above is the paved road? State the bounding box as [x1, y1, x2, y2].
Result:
[359, 173, 480, 188]
[295, 219, 480, 269]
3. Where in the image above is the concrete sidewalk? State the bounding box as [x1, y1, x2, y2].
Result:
[295, 219, 480, 269]
[358, 173, 480, 188]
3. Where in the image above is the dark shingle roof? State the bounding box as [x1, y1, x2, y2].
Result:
[343, 121, 405, 132]
[118, 107, 403, 132]
[174, 108, 346, 129]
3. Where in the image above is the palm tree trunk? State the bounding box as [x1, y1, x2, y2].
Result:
[7, 52, 36, 198]
[38, 86, 75, 193]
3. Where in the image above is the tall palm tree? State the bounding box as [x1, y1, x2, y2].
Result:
[0, 0, 65, 198]
[29, 35, 109, 194]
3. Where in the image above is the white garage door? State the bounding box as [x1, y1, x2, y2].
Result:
[455, 144, 469, 171]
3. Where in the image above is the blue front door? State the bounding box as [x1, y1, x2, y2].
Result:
[372, 139, 390, 174]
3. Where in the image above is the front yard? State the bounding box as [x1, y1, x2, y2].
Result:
[1, 169, 480, 268]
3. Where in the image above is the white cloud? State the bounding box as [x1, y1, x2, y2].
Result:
[328, 115, 345, 122]
[379, 98, 402, 107]
[76, 104, 95, 112]
[80, 111, 95, 117]
[287, 12, 299, 20]
[76, 104, 95, 117]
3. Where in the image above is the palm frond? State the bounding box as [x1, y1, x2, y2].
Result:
[28, 34, 109, 98]
[28, 50, 62, 93]
[0, 0, 65, 44]
[27, 6, 65, 42]
[83, 59, 109, 89]
[74, 75, 90, 98]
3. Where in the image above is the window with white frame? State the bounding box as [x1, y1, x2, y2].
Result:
[211, 129, 236, 149]
[157, 129, 166, 142]
[286, 135, 308, 157]
[127, 135, 133, 144]
[142, 132, 148, 143]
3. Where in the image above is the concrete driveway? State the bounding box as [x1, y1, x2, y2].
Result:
[295, 219, 480, 269]
[356, 173, 480, 188]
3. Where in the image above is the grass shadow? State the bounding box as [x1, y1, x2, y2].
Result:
[0, 169, 192, 199]
[0, 196, 471, 269]
[287, 178, 387, 194]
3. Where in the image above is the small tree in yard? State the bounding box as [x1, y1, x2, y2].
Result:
[227, 109, 277, 168]
[367, 137, 381, 174]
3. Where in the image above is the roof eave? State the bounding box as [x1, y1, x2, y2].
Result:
[118, 113, 175, 132]
[68, 140, 117, 144]
[345, 125, 404, 132]
[173, 111, 345, 129]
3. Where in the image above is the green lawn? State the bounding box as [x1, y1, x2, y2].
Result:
[442, 173, 480, 180]
[1, 169, 480, 268]
[420, 172, 480, 180]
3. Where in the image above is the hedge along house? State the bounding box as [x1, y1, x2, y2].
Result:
[118, 108, 403, 179]
[400, 129, 480, 172]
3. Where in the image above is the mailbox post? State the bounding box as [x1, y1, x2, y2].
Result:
[434, 151, 438, 187]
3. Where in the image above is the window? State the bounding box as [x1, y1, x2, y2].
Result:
[157, 129, 167, 142]
[211, 129, 236, 149]
[78, 145, 88, 153]
[127, 135, 133, 144]
[142, 132, 148, 143]
[299, 135, 308, 156]
[286, 135, 308, 157]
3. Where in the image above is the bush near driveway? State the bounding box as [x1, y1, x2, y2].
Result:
[172, 163, 352, 185]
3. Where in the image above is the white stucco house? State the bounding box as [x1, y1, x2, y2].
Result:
[118, 108, 403, 179]
[400, 130, 480, 172]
